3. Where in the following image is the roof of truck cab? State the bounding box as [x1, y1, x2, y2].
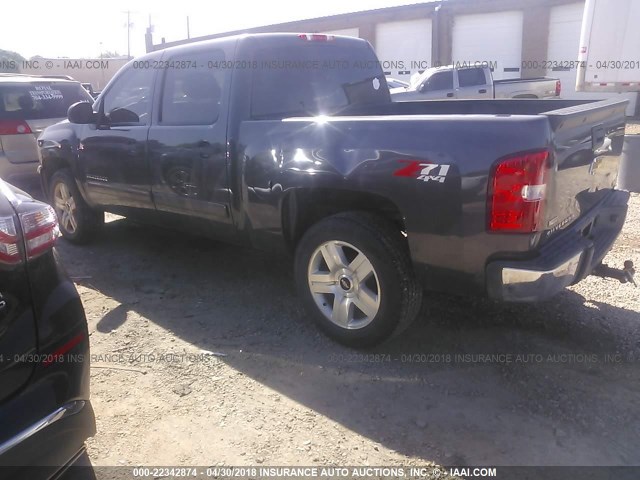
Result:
[145, 32, 369, 59]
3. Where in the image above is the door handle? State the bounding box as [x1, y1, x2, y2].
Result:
[479, 89, 487, 94]
[197, 140, 212, 159]
[446, 93, 454, 98]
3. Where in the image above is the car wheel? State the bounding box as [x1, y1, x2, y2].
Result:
[294, 212, 422, 348]
[50, 169, 103, 244]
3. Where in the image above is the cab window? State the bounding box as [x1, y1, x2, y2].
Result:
[423, 71, 453, 91]
[160, 50, 226, 126]
[101, 66, 155, 125]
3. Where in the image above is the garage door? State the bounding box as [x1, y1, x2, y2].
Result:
[547, 2, 637, 115]
[452, 11, 523, 80]
[375, 19, 432, 81]
[323, 28, 359, 38]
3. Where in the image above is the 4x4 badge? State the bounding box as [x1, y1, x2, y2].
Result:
[393, 160, 451, 183]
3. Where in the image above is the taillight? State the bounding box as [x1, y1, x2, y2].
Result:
[298, 33, 334, 42]
[0, 205, 58, 265]
[488, 150, 549, 233]
[0, 120, 32, 135]
[0, 216, 20, 264]
[19, 205, 59, 260]
[555, 80, 561, 96]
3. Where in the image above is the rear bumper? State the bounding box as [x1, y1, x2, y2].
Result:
[0, 400, 95, 479]
[0, 153, 40, 186]
[486, 190, 629, 302]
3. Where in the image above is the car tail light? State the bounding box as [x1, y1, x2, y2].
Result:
[0, 120, 33, 135]
[0, 216, 20, 264]
[555, 80, 561, 96]
[488, 150, 549, 233]
[19, 205, 59, 260]
[298, 33, 334, 42]
[0, 205, 58, 265]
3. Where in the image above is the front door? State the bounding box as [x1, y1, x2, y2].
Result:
[419, 70, 455, 99]
[78, 66, 157, 210]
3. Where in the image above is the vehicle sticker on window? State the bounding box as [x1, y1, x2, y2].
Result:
[372, 78, 380, 90]
[29, 85, 64, 101]
[393, 160, 451, 183]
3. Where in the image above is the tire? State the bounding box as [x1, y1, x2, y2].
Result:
[49, 169, 103, 244]
[294, 212, 422, 348]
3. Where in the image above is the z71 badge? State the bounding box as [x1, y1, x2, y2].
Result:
[393, 160, 451, 183]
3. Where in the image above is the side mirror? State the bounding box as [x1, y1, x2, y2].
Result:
[68, 102, 96, 124]
[108, 107, 139, 124]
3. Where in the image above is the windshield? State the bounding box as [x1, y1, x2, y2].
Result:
[0, 82, 93, 120]
[409, 68, 437, 90]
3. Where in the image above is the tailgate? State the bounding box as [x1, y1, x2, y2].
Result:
[542, 98, 628, 241]
[1, 81, 90, 163]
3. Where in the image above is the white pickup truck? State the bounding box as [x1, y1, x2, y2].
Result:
[391, 65, 561, 100]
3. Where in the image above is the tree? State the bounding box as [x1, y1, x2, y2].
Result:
[0, 49, 25, 73]
[99, 50, 122, 59]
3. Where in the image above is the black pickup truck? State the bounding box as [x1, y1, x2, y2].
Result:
[37, 33, 630, 347]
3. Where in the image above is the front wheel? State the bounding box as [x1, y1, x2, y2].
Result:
[294, 212, 422, 348]
[49, 169, 103, 244]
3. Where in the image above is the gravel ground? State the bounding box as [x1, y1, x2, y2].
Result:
[51, 195, 640, 473]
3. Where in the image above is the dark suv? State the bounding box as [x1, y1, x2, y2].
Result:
[0, 179, 95, 479]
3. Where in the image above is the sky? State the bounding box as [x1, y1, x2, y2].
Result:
[0, 0, 427, 59]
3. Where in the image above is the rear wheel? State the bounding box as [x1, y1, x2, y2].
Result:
[50, 169, 103, 244]
[294, 212, 422, 348]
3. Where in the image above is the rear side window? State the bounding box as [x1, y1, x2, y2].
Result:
[458, 68, 487, 87]
[160, 50, 226, 125]
[251, 41, 390, 119]
[424, 71, 453, 91]
[0, 82, 93, 120]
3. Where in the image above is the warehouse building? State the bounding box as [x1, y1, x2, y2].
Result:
[147, 0, 638, 115]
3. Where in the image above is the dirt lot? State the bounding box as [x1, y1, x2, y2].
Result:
[52, 195, 639, 470]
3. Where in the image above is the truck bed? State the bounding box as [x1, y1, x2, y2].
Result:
[262, 97, 627, 294]
[493, 77, 556, 85]
[341, 98, 597, 116]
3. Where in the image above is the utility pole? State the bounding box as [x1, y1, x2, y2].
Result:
[99, 41, 105, 88]
[187, 16, 190, 39]
[123, 10, 135, 59]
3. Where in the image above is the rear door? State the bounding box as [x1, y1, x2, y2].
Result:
[0, 81, 92, 164]
[147, 47, 234, 233]
[0, 194, 37, 403]
[455, 67, 492, 99]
